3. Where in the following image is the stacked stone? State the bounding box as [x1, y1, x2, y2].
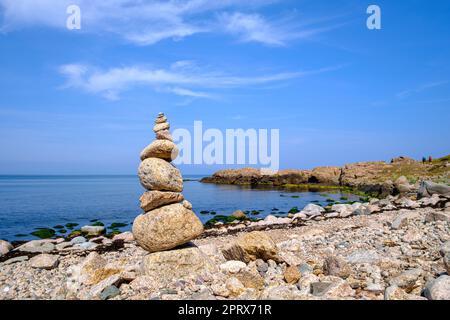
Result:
[132, 113, 204, 253]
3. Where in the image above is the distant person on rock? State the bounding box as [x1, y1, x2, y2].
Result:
[429, 156, 433, 163]
[422, 157, 426, 164]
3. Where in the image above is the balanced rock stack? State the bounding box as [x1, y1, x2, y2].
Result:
[132, 113, 204, 253]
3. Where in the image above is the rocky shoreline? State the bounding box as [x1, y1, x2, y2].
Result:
[200, 155, 450, 196]
[1, 185, 449, 300]
[1, 118, 448, 301]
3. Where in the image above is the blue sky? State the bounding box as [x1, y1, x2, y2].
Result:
[0, 0, 449, 175]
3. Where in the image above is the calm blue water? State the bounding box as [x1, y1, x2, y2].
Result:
[0, 175, 360, 241]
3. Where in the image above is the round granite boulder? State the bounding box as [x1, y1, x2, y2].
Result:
[132, 203, 204, 253]
[138, 158, 183, 192]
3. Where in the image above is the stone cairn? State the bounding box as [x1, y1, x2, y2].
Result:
[132, 113, 204, 253]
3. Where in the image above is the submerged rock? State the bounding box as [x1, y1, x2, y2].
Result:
[81, 226, 105, 236]
[231, 210, 247, 219]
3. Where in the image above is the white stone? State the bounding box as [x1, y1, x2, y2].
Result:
[423, 275, 450, 300]
[70, 236, 87, 245]
[219, 261, 247, 274]
[29, 254, 59, 270]
[302, 204, 325, 216]
[112, 232, 134, 242]
[17, 240, 55, 253]
[226, 277, 245, 296]
[0, 240, 13, 256]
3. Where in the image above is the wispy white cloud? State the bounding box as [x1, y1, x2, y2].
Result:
[58, 62, 343, 100]
[396, 81, 448, 99]
[167, 87, 215, 99]
[0, 0, 279, 45]
[219, 12, 286, 46]
[370, 80, 449, 107]
[219, 11, 349, 46]
[0, 0, 347, 46]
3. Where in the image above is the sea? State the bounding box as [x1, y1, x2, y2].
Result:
[0, 175, 361, 241]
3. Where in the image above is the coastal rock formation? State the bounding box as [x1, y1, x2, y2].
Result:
[310, 166, 341, 185]
[132, 113, 203, 253]
[201, 154, 450, 196]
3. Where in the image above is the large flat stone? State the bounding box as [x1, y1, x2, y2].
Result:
[140, 140, 178, 161]
[141, 245, 216, 286]
[139, 190, 184, 212]
[16, 240, 55, 253]
[29, 254, 60, 270]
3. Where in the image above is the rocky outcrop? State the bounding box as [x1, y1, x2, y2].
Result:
[201, 154, 450, 196]
[310, 166, 341, 185]
[201, 168, 312, 186]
